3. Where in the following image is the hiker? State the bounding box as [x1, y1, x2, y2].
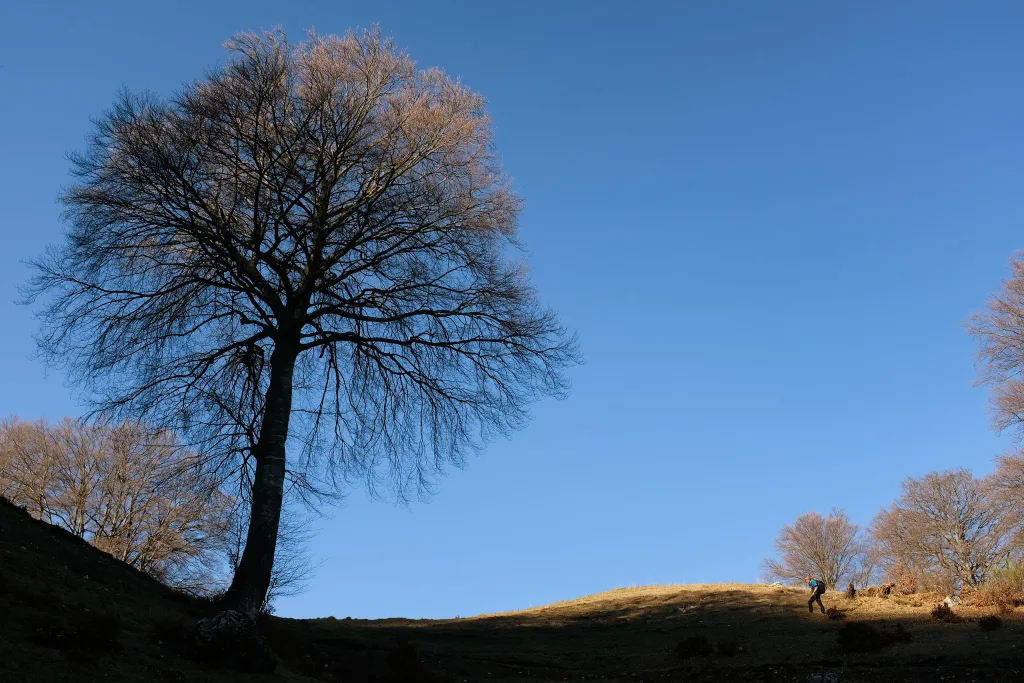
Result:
[805, 577, 826, 614]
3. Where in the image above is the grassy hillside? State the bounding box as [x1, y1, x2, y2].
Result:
[2, 496, 1021, 682]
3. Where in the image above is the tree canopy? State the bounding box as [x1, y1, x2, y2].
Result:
[29, 27, 579, 613]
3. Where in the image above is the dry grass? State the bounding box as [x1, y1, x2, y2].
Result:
[272, 583, 1024, 681]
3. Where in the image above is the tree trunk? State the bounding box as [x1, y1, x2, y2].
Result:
[223, 342, 298, 615]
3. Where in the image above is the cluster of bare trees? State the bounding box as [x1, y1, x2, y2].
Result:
[765, 252, 1024, 592]
[0, 417, 230, 591]
[0, 417, 315, 607]
[765, 460, 1024, 593]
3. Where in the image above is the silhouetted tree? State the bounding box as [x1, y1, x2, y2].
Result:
[28, 28, 579, 614]
[762, 508, 865, 589]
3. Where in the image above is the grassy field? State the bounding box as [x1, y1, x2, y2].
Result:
[2, 496, 1021, 682]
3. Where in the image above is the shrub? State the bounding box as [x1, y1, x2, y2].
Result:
[386, 635, 422, 682]
[979, 615, 1003, 631]
[676, 634, 713, 659]
[825, 607, 846, 620]
[28, 612, 122, 657]
[972, 564, 1024, 612]
[863, 586, 878, 598]
[931, 603, 962, 623]
[845, 583, 856, 600]
[836, 622, 912, 653]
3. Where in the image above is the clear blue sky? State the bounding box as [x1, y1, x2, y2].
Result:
[2, 1, 1023, 619]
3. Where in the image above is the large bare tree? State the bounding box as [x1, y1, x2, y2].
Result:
[28, 28, 578, 614]
[762, 508, 865, 589]
[870, 469, 1023, 588]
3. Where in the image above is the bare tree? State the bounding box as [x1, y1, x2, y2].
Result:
[870, 469, 1023, 589]
[762, 508, 865, 589]
[968, 254, 1024, 437]
[0, 417, 62, 521]
[0, 417, 233, 592]
[27, 27, 579, 614]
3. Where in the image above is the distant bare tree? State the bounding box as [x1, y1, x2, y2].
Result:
[27, 27, 579, 614]
[968, 254, 1024, 437]
[0, 417, 232, 593]
[762, 508, 865, 589]
[870, 469, 1023, 588]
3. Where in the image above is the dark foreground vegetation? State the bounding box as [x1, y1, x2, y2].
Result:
[4, 497, 1024, 683]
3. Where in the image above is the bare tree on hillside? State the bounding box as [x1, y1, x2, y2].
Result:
[870, 469, 1023, 589]
[762, 508, 865, 589]
[0, 417, 232, 592]
[0, 417, 61, 520]
[27, 27, 580, 614]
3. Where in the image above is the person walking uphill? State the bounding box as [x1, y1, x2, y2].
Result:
[806, 577, 826, 614]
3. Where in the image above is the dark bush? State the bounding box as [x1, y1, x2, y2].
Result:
[836, 622, 912, 653]
[715, 640, 740, 656]
[845, 583, 856, 600]
[825, 607, 846, 620]
[676, 634, 713, 659]
[386, 635, 422, 682]
[979, 615, 1003, 631]
[150, 617, 188, 647]
[28, 612, 122, 656]
[931, 603, 962, 623]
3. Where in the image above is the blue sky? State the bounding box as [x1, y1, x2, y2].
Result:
[2, 1, 1024, 618]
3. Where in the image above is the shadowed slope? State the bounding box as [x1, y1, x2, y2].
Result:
[3, 496, 1023, 682]
[0, 497, 316, 683]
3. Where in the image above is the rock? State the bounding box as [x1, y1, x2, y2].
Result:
[941, 595, 962, 607]
[188, 610, 277, 674]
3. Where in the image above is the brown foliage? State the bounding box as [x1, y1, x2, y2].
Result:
[845, 582, 856, 599]
[890, 565, 918, 595]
